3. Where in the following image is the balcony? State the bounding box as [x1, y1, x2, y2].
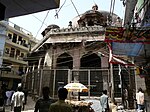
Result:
[3, 53, 27, 65]
[0, 71, 22, 79]
[6, 39, 29, 52]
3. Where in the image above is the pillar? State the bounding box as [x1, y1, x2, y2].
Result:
[44, 48, 53, 68]
[73, 48, 80, 82]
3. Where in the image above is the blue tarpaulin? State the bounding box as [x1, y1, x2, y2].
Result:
[112, 42, 144, 56]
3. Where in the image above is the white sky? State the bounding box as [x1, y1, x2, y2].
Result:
[9, 0, 125, 40]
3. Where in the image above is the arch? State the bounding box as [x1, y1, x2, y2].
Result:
[56, 53, 73, 69]
[80, 53, 102, 96]
[80, 53, 101, 69]
[88, 19, 94, 26]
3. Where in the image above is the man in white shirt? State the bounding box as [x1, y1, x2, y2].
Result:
[11, 86, 25, 112]
[100, 90, 109, 112]
[136, 88, 145, 111]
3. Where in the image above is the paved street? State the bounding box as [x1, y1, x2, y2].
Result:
[5, 96, 35, 112]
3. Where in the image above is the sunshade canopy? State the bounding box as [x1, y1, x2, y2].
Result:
[0, 0, 60, 19]
[64, 82, 88, 92]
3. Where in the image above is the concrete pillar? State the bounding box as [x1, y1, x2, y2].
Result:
[101, 56, 109, 68]
[72, 48, 80, 82]
[110, 63, 114, 102]
[44, 48, 53, 68]
[31, 65, 35, 93]
[37, 58, 42, 96]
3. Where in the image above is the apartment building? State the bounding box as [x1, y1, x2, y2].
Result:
[0, 20, 38, 90]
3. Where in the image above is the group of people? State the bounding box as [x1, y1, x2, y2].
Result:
[34, 86, 72, 112]
[0, 83, 28, 112]
[1, 83, 145, 112]
[34, 87, 109, 112]
[99, 88, 146, 112]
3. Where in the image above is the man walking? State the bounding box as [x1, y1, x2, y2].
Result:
[49, 88, 72, 112]
[100, 90, 109, 112]
[11, 86, 25, 112]
[34, 86, 54, 112]
[136, 88, 145, 111]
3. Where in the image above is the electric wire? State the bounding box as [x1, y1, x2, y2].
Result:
[35, 10, 50, 37]
[12, 0, 48, 27]
[55, 0, 67, 18]
[33, 0, 106, 59]
[70, 0, 80, 18]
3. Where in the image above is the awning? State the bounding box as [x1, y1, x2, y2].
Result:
[112, 42, 144, 56]
[0, 0, 60, 19]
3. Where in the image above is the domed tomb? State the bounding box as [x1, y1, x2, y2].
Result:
[72, 4, 122, 27]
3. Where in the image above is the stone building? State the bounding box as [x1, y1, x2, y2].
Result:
[25, 5, 134, 102]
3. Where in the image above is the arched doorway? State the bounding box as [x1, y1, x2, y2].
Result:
[80, 53, 102, 96]
[55, 53, 73, 94]
[56, 53, 73, 69]
[80, 53, 101, 69]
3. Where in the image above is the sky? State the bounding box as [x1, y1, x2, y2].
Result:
[9, 0, 125, 40]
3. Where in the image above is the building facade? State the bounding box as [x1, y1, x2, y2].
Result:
[0, 20, 38, 90]
[125, 0, 150, 93]
[25, 5, 136, 104]
[124, 0, 150, 110]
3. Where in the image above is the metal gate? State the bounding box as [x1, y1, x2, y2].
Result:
[30, 69, 110, 98]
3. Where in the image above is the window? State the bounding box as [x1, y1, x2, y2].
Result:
[20, 53, 24, 57]
[5, 48, 10, 54]
[16, 49, 20, 58]
[18, 66, 24, 76]
[8, 33, 12, 39]
[12, 33, 17, 43]
[10, 48, 15, 57]
[88, 20, 94, 26]
[18, 36, 23, 45]
[0, 51, 2, 56]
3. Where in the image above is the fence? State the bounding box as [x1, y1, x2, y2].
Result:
[25, 67, 133, 102]
[26, 68, 110, 99]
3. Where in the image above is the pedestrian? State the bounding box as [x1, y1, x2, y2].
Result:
[0, 85, 8, 112]
[1, 84, 8, 105]
[100, 90, 109, 112]
[22, 87, 28, 105]
[6, 89, 12, 106]
[136, 88, 145, 111]
[34, 86, 55, 112]
[49, 87, 72, 112]
[11, 86, 25, 112]
[22, 86, 28, 110]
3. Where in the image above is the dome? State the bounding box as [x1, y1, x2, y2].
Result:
[47, 24, 60, 29]
[72, 5, 122, 27]
[41, 24, 60, 37]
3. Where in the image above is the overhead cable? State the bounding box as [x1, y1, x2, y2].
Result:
[35, 10, 50, 37]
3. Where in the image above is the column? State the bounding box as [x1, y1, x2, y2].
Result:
[44, 48, 53, 68]
[73, 48, 80, 82]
